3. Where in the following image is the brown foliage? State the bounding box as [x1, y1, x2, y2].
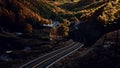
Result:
[50, 27, 57, 35]
[26, 23, 32, 33]
[80, 1, 120, 25]
[0, 7, 15, 23]
[0, 0, 51, 32]
[97, 1, 120, 24]
[57, 20, 70, 37]
[49, 27, 57, 40]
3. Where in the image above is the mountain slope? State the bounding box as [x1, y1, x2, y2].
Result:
[0, 0, 55, 33]
[80, 1, 120, 25]
[59, 0, 99, 11]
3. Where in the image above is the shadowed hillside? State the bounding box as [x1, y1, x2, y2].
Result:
[0, 0, 55, 33]
[69, 0, 120, 46]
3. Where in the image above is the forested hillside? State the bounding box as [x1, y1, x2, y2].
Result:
[0, 0, 55, 33]
[80, 0, 120, 25]
[0, 0, 120, 68]
[0, 0, 76, 33]
[0, 0, 120, 42]
[0, 0, 120, 40]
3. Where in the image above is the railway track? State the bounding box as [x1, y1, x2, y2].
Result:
[19, 30, 119, 68]
[19, 42, 84, 68]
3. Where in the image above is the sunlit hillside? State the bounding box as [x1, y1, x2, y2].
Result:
[0, 0, 120, 40]
[57, 0, 120, 27]
[59, 0, 100, 11]
[80, 0, 120, 25]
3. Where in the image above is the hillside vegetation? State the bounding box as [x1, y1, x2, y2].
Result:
[80, 0, 120, 25]
[60, 0, 120, 25]
[0, 0, 120, 68]
[59, 0, 100, 11]
[0, 0, 55, 33]
[0, 0, 120, 39]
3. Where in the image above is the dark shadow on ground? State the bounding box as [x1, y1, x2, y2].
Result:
[69, 18, 120, 47]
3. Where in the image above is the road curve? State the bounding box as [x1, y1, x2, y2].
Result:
[19, 42, 84, 68]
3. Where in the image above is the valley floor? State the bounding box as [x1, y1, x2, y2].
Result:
[50, 30, 120, 68]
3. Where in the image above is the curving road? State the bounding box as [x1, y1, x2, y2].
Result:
[19, 42, 84, 68]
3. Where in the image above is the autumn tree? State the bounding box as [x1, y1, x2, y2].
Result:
[26, 23, 32, 33]
[50, 27, 57, 40]
[57, 19, 70, 37]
